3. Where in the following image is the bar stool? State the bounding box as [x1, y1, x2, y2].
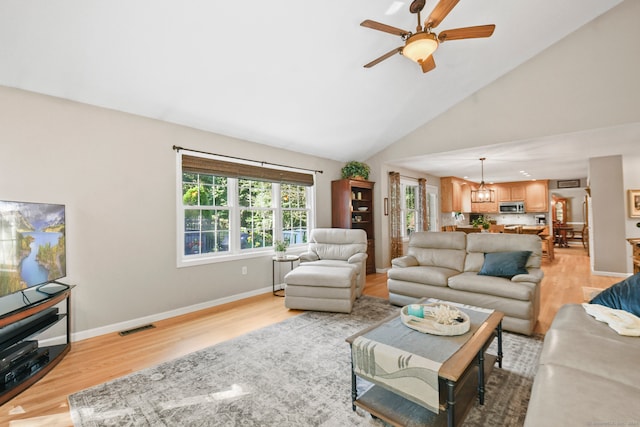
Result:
[540, 235, 554, 261]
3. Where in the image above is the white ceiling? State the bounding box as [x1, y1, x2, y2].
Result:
[390, 123, 640, 183]
[0, 0, 630, 182]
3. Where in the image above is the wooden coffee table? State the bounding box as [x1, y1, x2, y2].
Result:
[346, 304, 503, 427]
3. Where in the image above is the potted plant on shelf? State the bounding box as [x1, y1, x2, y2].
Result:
[471, 216, 491, 231]
[341, 161, 370, 181]
[274, 240, 289, 259]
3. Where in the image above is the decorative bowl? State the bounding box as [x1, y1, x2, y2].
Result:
[401, 303, 470, 336]
[357, 207, 368, 211]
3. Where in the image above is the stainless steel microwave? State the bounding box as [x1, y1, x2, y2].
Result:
[499, 201, 525, 214]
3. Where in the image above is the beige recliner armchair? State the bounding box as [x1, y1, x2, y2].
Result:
[284, 228, 368, 313]
[298, 228, 368, 297]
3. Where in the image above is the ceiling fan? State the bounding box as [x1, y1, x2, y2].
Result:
[361, 0, 495, 73]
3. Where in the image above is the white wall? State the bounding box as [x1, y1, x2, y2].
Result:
[0, 86, 342, 339]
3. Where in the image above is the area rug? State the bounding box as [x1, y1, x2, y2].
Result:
[68, 296, 543, 427]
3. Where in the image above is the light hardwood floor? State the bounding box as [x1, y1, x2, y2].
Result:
[0, 245, 621, 426]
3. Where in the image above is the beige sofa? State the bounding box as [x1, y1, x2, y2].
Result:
[284, 228, 368, 313]
[387, 231, 543, 335]
[524, 304, 640, 425]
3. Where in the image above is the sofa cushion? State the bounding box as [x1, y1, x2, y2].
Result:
[524, 364, 640, 427]
[309, 228, 367, 261]
[448, 272, 535, 301]
[540, 325, 640, 387]
[465, 233, 541, 272]
[590, 272, 640, 317]
[387, 265, 459, 287]
[545, 304, 634, 344]
[298, 259, 359, 272]
[478, 251, 532, 279]
[511, 268, 544, 284]
[391, 255, 419, 268]
[284, 265, 355, 288]
[524, 304, 640, 426]
[407, 231, 467, 272]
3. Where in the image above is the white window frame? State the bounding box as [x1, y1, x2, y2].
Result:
[176, 152, 315, 267]
[426, 184, 439, 232]
[280, 183, 311, 246]
[400, 179, 419, 239]
[238, 178, 276, 252]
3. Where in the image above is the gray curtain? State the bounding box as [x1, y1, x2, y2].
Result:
[419, 178, 428, 231]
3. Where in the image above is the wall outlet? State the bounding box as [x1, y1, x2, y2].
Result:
[241, 266, 247, 275]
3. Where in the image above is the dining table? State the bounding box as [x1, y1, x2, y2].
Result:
[555, 225, 575, 247]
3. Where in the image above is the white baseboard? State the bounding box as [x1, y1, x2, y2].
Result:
[60, 286, 274, 344]
[591, 270, 629, 278]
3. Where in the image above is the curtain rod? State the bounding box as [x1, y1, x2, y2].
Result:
[401, 174, 423, 181]
[173, 145, 323, 174]
[390, 171, 423, 181]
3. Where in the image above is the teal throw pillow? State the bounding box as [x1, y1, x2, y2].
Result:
[478, 251, 532, 279]
[590, 272, 640, 317]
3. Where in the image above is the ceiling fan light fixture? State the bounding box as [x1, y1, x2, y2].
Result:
[402, 32, 438, 63]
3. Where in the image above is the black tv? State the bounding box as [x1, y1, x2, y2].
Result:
[0, 200, 66, 299]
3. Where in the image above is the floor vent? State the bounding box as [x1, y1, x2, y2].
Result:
[119, 324, 156, 336]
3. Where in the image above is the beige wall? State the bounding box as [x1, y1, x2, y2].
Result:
[367, 162, 439, 272]
[367, 0, 640, 271]
[623, 153, 640, 271]
[589, 156, 627, 274]
[0, 86, 342, 338]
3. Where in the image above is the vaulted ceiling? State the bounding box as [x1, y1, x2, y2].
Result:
[0, 0, 632, 181]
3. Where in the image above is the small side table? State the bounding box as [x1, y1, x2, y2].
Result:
[272, 255, 300, 297]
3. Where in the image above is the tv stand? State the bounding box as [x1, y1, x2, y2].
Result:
[0, 284, 73, 405]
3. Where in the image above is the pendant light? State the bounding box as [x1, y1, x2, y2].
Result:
[471, 158, 495, 203]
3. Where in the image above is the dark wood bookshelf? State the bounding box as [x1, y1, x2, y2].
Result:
[331, 179, 375, 273]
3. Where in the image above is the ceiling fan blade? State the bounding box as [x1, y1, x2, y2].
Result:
[425, 0, 460, 29]
[410, 0, 426, 14]
[438, 25, 496, 42]
[360, 19, 410, 37]
[364, 47, 402, 68]
[420, 55, 436, 73]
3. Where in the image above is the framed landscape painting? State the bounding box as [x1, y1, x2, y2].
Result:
[628, 189, 640, 218]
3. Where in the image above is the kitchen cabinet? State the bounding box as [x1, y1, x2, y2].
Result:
[442, 177, 548, 213]
[331, 179, 375, 274]
[440, 177, 471, 213]
[525, 180, 549, 212]
[497, 184, 525, 202]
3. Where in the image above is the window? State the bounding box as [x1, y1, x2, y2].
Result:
[281, 184, 308, 245]
[426, 184, 439, 232]
[178, 153, 314, 266]
[239, 179, 274, 249]
[182, 173, 230, 255]
[401, 181, 419, 238]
